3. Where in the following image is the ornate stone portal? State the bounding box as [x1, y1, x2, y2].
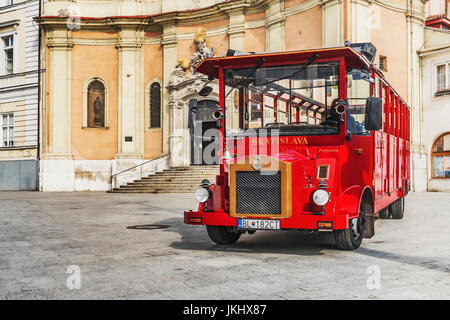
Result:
[167, 29, 219, 167]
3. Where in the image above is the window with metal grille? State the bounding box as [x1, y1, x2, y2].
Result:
[1, 113, 14, 147]
[3, 35, 13, 75]
[150, 82, 161, 128]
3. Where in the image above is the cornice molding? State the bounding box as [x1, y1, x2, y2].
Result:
[37, 0, 430, 41]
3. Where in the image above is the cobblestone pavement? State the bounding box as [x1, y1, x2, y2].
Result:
[0, 191, 449, 300]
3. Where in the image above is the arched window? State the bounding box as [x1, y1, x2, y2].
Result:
[149, 82, 161, 128]
[431, 133, 450, 179]
[87, 80, 105, 128]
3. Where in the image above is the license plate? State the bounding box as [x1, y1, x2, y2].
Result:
[238, 219, 280, 230]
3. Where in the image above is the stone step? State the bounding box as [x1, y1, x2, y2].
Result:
[142, 174, 218, 179]
[112, 165, 220, 194]
[130, 179, 214, 184]
[110, 188, 198, 194]
[156, 169, 219, 174]
[121, 182, 200, 189]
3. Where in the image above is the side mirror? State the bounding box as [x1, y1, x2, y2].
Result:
[365, 97, 382, 131]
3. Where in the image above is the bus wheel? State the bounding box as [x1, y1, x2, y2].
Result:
[391, 197, 405, 219]
[334, 202, 370, 250]
[206, 226, 241, 245]
[378, 207, 390, 219]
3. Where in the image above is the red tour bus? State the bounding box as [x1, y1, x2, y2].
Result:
[184, 43, 410, 250]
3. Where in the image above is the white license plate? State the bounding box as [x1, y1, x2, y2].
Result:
[238, 219, 280, 230]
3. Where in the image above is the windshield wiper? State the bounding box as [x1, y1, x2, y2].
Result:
[225, 58, 266, 99]
[261, 53, 320, 88]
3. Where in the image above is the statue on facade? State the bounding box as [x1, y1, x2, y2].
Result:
[171, 28, 215, 86]
[190, 28, 215, 75]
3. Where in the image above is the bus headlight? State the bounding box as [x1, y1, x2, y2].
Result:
[313, 189, 330, 206]
[195, 188, 210, 203]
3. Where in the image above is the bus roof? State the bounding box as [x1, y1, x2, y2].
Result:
[196, 46, 371, 79]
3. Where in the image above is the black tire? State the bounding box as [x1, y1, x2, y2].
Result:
[378, 207, 390, 219]
[334, 201, 371, 250]
[391, 197, 405, 219]
[206, 225, 241, 245]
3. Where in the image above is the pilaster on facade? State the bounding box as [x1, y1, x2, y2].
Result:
[227, 8, 246, 51]
[44, 27, 73, 160]
[265, 0, 285, 52]
[405, 0, 426, 191]
[161, 22, 178, 156]
[351, 0, 373, 43]
[321, 0, 344, 47]
[115, 27, 145, 160]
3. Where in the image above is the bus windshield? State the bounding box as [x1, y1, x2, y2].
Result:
[224, 61, 340, 137]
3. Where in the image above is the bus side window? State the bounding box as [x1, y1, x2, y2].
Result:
[374, 77, 380, 98]
[382, 84, 387, 133]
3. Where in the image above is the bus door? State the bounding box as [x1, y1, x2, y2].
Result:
[389, 91, 397, 193]
[373, 77, 385, 200]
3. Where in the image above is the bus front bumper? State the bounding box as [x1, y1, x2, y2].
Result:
[184, 210, 349, 230]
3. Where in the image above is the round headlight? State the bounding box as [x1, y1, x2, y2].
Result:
[313, 189, 330, 206]
[195, 188, 210, 203]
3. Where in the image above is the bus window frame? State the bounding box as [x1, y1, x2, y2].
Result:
[221, 57, 347, 137]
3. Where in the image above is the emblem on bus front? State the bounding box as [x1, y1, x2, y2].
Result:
[252, 156, 263, 171]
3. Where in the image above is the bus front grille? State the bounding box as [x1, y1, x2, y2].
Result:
[235, 171, 282, 215]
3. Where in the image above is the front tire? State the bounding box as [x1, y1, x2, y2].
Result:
[334, 201, 371, 250]
[206, 225, 241, 245]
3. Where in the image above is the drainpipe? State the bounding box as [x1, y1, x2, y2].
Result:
[37, 0, 41, 161]
[36, 0, 42, 191]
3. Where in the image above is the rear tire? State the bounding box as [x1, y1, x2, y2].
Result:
[334, 201, 371, 250]
[378, 207, 390, 219]
[391, 197, 405, 219]
[206, 225, 241, 245]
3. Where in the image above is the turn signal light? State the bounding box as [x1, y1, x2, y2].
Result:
[318, 221, 333, 230]
[189, 217, 202, 224]
[354, 148, 363, 155]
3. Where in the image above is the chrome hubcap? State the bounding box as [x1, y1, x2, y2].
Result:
[351, 218, 360, 239]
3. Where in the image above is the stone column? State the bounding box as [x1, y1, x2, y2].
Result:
[228, 8, 246, 51]
[41, 27, 75, 191]
[321, 0, 344, 47]
[44, 27, 73, 160]
[265, 0, 285, 52]
[168, 90, 187, 167]
[161, 23, 178, 156]
[115, 27, 145, 160]
[351, 0, 372, 43]
[407, 0, 426, 192]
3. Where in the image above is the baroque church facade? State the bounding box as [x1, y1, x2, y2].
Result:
[35, 0, 450, 192]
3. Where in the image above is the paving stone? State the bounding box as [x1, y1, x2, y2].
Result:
[0, 191, 449, 299]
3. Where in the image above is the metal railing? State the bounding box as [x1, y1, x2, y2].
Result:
[109, 154, 169, 191]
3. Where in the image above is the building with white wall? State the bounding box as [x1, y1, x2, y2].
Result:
[0, 0, 40, 190]
[417, 9, 450, 192]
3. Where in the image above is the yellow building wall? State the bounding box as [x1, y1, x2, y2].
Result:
[370, 6, 408, 100]
[245, 27, 266, 53]
[71, 43, 119, 160]
[284, 6, 323, 51]
[144, 42, 164, 159]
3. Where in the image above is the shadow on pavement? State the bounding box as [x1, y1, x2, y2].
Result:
[355, 247, 450, 274]
[154, 217, 340, 256]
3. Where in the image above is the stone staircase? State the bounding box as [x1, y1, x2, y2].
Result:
[110, 165, 220, 193]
